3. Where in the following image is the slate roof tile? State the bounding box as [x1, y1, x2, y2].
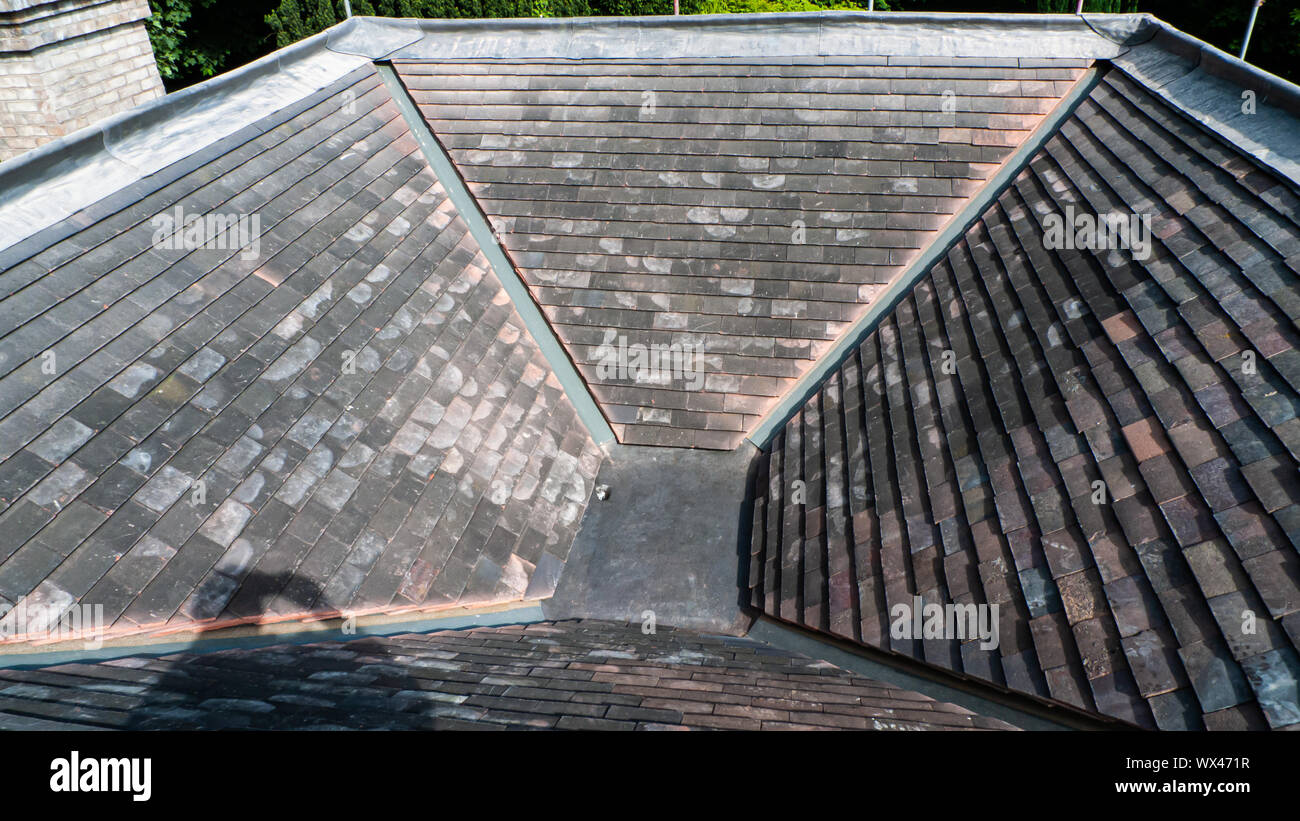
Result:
[0, 68, 601, 644]
[395, 58, 1084, 447]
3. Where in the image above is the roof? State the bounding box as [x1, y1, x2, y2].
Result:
[747, 69, 1300, 730]
[0, 619, 1016, 730]
[396, 55, 1088, 448]
[0, 11, 1299, 730]
[0, 64, 600, 641]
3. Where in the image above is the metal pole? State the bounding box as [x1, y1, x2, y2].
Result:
[1075, 0, 1084, 13]
[343, 0, 352, 18]
[673, 0, 679, 14]
[1240, 0, 1265, 60]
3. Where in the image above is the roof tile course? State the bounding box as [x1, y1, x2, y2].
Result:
[0, 620, 1017, 730]
[0, 66, 600, 643]
[396, 57, 1087, 448]
[747, 69, 1300, 730]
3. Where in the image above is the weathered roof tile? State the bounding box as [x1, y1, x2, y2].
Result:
[394, 57, 1086, 448]
[748, 69, 1300, 729]
[0, 68, 602, 644]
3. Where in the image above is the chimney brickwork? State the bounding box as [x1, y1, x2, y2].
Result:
[0, 0, 164, 162]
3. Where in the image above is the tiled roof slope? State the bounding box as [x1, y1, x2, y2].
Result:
[0, 620, 1017, 729]
[394, 57, 1089, 449]
[0, 66, 600, 643]
[746, 69, 1300, 730]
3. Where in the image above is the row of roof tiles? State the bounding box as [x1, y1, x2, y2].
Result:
[0, 620, 1016, 730]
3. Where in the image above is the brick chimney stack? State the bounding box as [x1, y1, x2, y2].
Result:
[0, 0, 165, 162]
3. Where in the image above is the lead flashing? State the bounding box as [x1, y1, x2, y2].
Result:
[746, 66, 1105, 448]
[0, 21, 376, 255]
[325, 14, 423, 57]
[376, 62, 616, 445]
[747, 617, 1128, 730]
[385, 11, 1140, 61]
[0, 601, 546, 670]
[1109, 18, 1300, 187]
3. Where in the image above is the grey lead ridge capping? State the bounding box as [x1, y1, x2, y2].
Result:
[0, 33, 367, 254]
[376, 63, 616, 445]
[1109, 20, 1300, 188]
[745, 66, 1104, 448]
[380, 11, 1139, 60]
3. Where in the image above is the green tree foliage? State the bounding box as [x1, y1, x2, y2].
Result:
[267, 0, 594, 47]
[147, 0, 277, 86]
[265, 0, 346, 47]
[1033, 0, 1138, 11]
[690, 0, 888, 13]
[1141, 0, 1299, 76]
[263, 0, 881, 48]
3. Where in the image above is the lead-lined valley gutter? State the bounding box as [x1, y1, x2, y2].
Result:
[376, 62, 616, 446]
[745, 66, 1104, 449]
